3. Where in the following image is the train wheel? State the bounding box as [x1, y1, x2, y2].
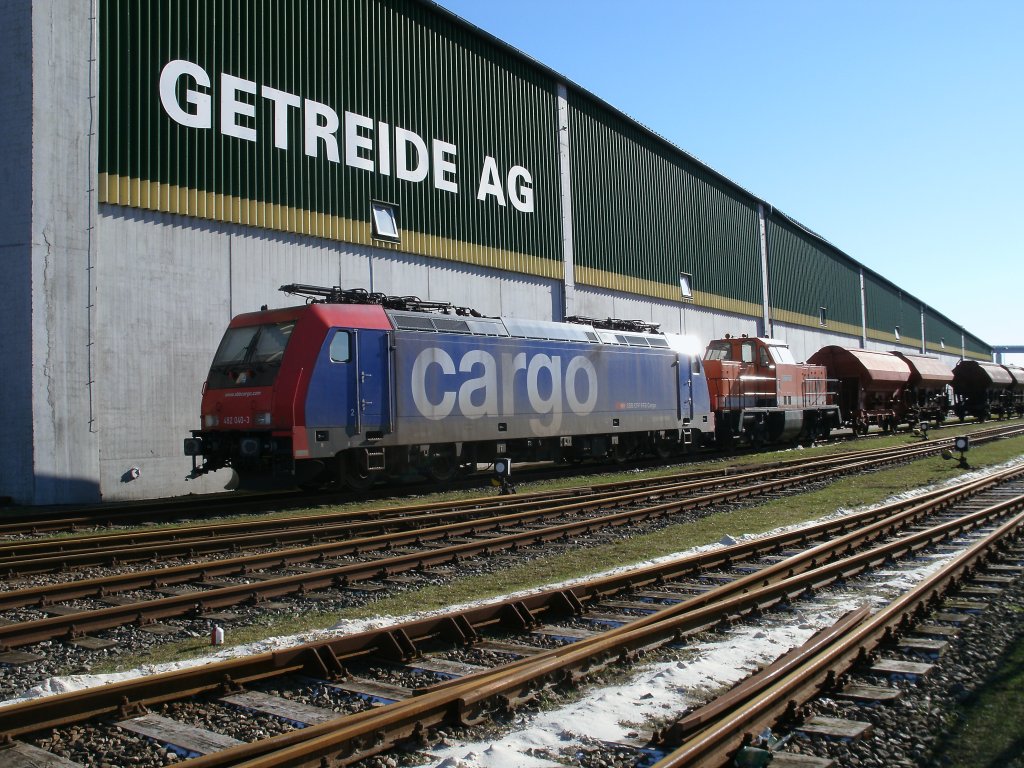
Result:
[610, 440, 629, 464]
[426, 452, 457, 482]
[339, 453, 373, 491]
[748, 421, 767, 449]
[653, 440, 673, 461]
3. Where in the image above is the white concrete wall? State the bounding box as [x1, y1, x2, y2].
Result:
[772, 323, 862, 364]
[92, 207, 561, 501]
[25, 1, 99, 504]
[574, 288, 760, 346]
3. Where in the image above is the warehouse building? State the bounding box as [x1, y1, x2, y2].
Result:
[0, 0, 991, 505]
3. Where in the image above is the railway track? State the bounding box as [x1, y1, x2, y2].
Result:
[1, 418, 1013, 539]
[1, 461, 1022, 767]
[2, 428, 1011, 577]
[1, 428, 1021, 655]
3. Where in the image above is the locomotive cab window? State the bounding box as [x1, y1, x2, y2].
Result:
[207, 320, 295, 389]
[768, 345, 796, 365]
[251, 321, 295, 363]
[741, 341, 755, 363]
[758, 345, 773, 368]
[329, 331, 351, 363]
[705, 341, 732, 361]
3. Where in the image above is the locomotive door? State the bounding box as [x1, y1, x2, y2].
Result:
[676, 354, 695, 421]
[350, 329, 393, 436]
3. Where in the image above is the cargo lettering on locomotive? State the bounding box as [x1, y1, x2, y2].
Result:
[409, 346, 598, 434]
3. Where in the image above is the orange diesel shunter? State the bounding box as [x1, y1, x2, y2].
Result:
[703, 335, 841, 446]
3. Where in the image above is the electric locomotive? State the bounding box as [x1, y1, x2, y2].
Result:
[184, 285, 716, 489]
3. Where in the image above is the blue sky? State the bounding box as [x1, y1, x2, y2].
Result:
[434, 1, 1023, 361]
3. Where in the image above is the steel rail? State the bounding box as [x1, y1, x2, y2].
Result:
[0, 434, 979, 598]
[1, 465, 1020, 749]
[2, 421, 1019, 542]
[0, 446, 843, 536]
[0, 439, 980, 647]
[184, 483, 1024, 767]
[652, 505, 1024, 768]
[0, 443, 937, 575]
[652, 606, 873, 746]
[1, 426, 1000, 566]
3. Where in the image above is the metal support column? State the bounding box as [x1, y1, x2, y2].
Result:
[556, 83, 575, 321]
[757, 203, 771, 338]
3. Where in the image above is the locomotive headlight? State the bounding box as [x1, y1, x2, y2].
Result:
[254, 412, 272, 426]
[203, 414, 219, 428]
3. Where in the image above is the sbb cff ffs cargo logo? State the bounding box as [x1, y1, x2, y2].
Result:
[159, 60, 536, 213]
[409, 346, 598, 437]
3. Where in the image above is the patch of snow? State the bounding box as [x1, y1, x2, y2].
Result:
[2, 455, 1020, 713]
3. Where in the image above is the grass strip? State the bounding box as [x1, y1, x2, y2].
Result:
[93, 434, 1024, 673]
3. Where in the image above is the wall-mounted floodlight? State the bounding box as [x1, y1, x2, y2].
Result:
[370, 200, 400, 242]
[679, 272, 694, 302]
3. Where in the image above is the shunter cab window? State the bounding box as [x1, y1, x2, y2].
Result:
[741, 342, 755, 364]
[705, 341, 732, 361]
[330, 331, 351, 363]
[206, 321, 295, 389]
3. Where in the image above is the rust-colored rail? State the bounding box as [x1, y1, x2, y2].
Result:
[180, 481, 1024, 767]
[1, 421, 1018, 545]
[651, 505, 1024, 767]
[1, 465, 1021, 765]
[0, 445, 927, 575]
[0, 438, 991, 648]
[7, 425, 1012, 572]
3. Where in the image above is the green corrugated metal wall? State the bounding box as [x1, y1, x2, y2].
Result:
[99, 0, 563, 276]
[567, 95, 762, 315]
[964, 333, 989, 358]
[96, 0, 992, 357]
[864, 273, 923, 347]
[924, 309, 961, 355]
[765, 218, 861, 336]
